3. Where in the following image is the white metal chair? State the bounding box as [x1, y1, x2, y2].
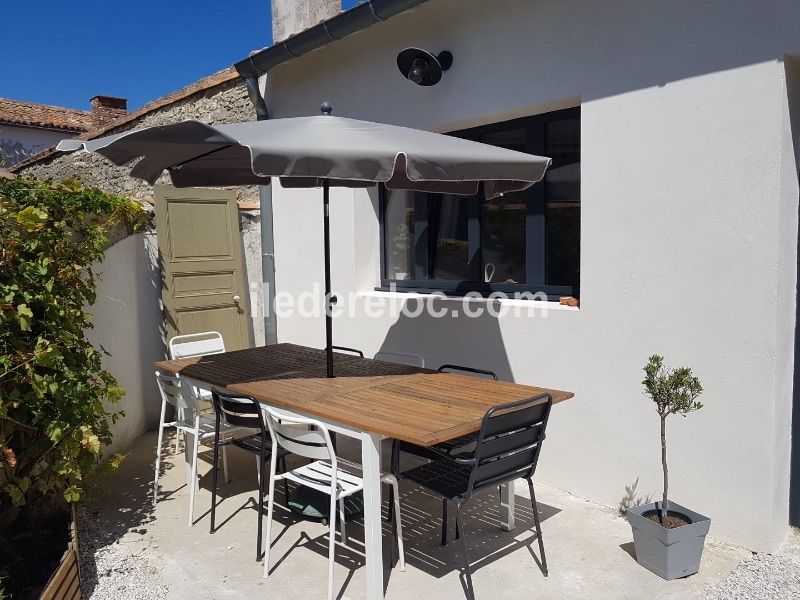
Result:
[262, 408, 405, 599]
[167, 331, 226, 451]
[153, 371, 240, 526]
[168, 330, 226, 360]
[374, 349, 425, 368]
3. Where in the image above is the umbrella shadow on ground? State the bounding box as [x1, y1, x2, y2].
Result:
[193, 448, 309, 531]
[375, 297, 516, 380]
[283, 483, 560, 599]
[273, 438, 561, 599]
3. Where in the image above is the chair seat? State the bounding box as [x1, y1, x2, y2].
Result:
[400, 458, 473, 500]
[229, 434, 291, 459]
[396, 434, 477, 464]
[282, 460, 365, 497]
[433, 434, 477, 454]
[195, 388, 214, 402]
[172, 414, 240, 440]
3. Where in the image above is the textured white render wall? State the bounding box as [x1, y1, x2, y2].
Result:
[266, 0, 800, 550]
[0, 124, 75, 167]
[86, 232, 163, 455]
[780, 56, 800, 539]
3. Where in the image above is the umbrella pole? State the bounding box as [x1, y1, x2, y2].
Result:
[323, 179, 334, 378]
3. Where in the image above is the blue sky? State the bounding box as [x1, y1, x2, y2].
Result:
[1, 1, 363, 111]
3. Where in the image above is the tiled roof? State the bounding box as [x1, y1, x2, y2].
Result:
[0, 97, 97, 132]
[10, 68, 240, 172]
[87, 68, 239, 139]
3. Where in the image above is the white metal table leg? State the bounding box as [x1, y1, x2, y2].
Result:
[500, 482, 516, 532]
[361, 433, 385, 600]
[188, 420, 200, 527]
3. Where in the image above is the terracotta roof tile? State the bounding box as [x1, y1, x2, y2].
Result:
[10, 68, 241, 172]
[84, 68, 239, 140]
[0, 98, 97, 132]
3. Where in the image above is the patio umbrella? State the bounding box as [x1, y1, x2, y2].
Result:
[58, 104, 551, 377]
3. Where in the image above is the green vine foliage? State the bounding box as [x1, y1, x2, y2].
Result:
[0, 176, 149, 524]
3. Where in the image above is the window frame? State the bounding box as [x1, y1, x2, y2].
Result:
[378, 106, 580, 301]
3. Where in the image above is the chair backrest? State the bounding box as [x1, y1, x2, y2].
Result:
[263, 408, 335, 462]
[211, 387, 267, 431]
[155, 371, 200, 412]
[374, 349, 425, 368]
[466, 393, 553, 498]
[169, 331, 225, 360]
[330, 346, 364, 357]
[437, 364, 498, 380]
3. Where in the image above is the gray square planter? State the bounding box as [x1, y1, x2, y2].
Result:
[627, 500, 711, 580]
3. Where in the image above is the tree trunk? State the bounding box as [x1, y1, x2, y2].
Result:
[660, 414, 668, 525]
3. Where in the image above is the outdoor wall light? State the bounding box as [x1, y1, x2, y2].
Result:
[397, 48, 453, 86]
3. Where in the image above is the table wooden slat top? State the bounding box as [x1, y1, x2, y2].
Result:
[155, 343, 573, 446]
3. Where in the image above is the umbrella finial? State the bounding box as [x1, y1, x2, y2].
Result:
[320, 102, 333, 116]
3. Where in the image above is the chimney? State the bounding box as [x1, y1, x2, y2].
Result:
[271, 0, 340, 44]
[90, 95, 127, 125]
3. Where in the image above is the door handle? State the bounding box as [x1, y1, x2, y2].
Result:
[232, 295, 241, 304]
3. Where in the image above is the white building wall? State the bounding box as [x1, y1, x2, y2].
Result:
[0, 124, 77, 167]
[265, 0, 800, 550]
[87, 232, 164, 454]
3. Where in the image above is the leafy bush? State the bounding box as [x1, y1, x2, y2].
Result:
[0, 176, 149, 525]
[642, 355, 703, 525]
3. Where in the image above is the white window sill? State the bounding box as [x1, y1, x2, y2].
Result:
[357, 290, 580, 311]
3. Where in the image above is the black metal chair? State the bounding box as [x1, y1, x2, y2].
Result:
[392, 393, 553, 599]
[329, 345, 364, 357]
[431, 365, 498, 453]
[397, 364, 498, 458]
[210, 388, 290, 560]
[388, 364, 499, 528]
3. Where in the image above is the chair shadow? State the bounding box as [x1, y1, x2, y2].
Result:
[271, 433, 562, 598]
[94, 431, 560, 600]
[281, 483, 560, 598]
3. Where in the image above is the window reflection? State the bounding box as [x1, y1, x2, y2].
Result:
[384, 191, 414, 280]
[545, 116, 580, 291]
[480, 127, 527, 284]
[380, 107, 581, 296]
[430, 195, 470, 280]
[482, 195, 526, 283]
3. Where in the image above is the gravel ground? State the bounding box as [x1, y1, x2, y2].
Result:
[704, 553, 800, 600]
[76, 506, 169, 600]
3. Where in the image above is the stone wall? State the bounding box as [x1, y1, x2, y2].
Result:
[14, 73, 266, 346]
[14, 76, 258, 205]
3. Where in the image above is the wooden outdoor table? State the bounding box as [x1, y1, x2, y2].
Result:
[155, 343, 573, 600]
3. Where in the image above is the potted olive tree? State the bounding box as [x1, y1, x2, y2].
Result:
[626, 355, 710, 580]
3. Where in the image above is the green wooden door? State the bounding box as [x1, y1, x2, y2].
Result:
[155, 185, 251, 351]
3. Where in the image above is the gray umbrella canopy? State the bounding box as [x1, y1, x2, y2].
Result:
[56, 115, 550, 198]
[58, 111, 551, 377]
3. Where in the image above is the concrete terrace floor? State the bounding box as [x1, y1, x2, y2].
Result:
[80, 430, 755, 600]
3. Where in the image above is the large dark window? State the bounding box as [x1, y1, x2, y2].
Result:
[380, 107, 580, 299]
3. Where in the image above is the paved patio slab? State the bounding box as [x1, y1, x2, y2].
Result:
[80, 430, 753, 600]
